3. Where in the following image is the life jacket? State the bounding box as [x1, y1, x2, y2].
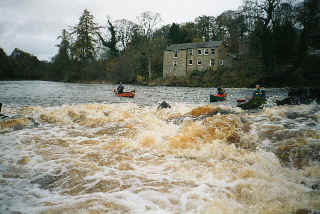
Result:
[117, 85, 124, 93]
[254, 89, 265, 98]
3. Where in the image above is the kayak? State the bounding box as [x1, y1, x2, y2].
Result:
[116, 92, 135, 98]
[113, 89, 135, 98]
[210, 94, 227, 102]
[237, 99, 247, 103]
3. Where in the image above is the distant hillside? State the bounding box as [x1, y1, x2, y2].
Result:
[0, 47, 49, 80]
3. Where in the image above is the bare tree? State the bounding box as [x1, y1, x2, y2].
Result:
[194, 15, 216, 41]
[241, 0, 296, 72]
[136, 11, 162, 80]
[114, 19, 138, 51]
[137, 11, 162, 40]
[241, 0, 282, 30]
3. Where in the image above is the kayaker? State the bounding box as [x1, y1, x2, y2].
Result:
[0, 103, 8, 118]
[217, 87, 226, 96]
[117, 82, 124, 94]
[252, 84, 265, 98]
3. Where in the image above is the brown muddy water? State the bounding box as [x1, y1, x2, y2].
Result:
[0, 81, 319, 214]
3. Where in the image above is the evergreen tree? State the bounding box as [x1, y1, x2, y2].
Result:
[168, 23, 182, 44]
[72, 9, 100, 63]
[52, 29, 72, 80]
[0, 47, 13, 80]
[56, 29, 71, 62]
[180, 22, 197, 43]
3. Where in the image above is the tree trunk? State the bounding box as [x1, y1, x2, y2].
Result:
[148, 55, 152, 79]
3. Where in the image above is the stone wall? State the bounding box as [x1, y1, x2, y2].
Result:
[163, 44, 229, 79]
[163, 50, 187, 79]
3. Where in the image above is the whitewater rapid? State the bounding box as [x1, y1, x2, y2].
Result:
[0, 102, 319, 214]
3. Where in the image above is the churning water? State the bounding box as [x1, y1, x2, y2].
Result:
[0, 81, 319, 214]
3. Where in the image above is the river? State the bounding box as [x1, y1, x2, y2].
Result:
[0, 81, 319, 214]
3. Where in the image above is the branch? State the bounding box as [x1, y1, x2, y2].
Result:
[96, 32, 108, 48]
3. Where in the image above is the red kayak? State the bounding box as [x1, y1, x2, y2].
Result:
[210, 93, 227, 102]
[214, 94, 227, 98]
[113, 89, 135, 98]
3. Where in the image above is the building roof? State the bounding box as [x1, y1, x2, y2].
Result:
[166, 41, 223, 51]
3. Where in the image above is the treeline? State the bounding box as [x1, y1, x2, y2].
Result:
[0, 0, 319, 87]
[0, 48, 50, 80]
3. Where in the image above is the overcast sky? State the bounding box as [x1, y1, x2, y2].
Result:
[0, 0, 242, 61]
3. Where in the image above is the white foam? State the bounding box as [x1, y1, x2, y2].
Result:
[1, 103, 319, 214]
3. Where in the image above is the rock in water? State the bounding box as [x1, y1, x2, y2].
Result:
[237, 97, 266, 110]
[277, 88, 320, 105]
[157, 101, 171, 110]
[0, 116, 39, 132]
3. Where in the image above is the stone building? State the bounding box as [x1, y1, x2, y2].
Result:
[163, 41, 229, 79]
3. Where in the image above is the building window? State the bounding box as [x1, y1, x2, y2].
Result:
[188, 59, 193, 65]
[220, 60, 224, 65]
[188, 49, 193, 56]
[173, 61, 177, 66]
[211, 48, 216, 55]
[197, 59, 202, 65]
[198, 49, 202, 55]
[174, 50, 178, 58]
[210, 59, 215, 66]
[204, 49, 209, 55]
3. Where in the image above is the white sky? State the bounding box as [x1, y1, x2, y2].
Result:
[0, 0, 242, 61]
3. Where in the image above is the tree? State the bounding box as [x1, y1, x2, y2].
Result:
[107, 19, 118, 58]
[215, 10, 248, 52]
[56, 29, 71, 60]
[97, 19, 119, 59]
[168, 23, 183, 44]
[154, 24, 171, 40]
[51, 29, 72, 80]
[137, 11, 162, 40]
[292, 0, 320, 85]
[127, 26, 144, 49]
[272, 2, 297, 64]
[241, 0, 288, 73]
[180, 22, 198, 43]
[10, 48, 41, 79]
[0, 47, 13, 80]
[296, 0, 320, 52]
[194, 15, 216, 41]
[114, 19, 137, 51]
[136, 11, 162, 80]
[71, 9, 100, 63]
